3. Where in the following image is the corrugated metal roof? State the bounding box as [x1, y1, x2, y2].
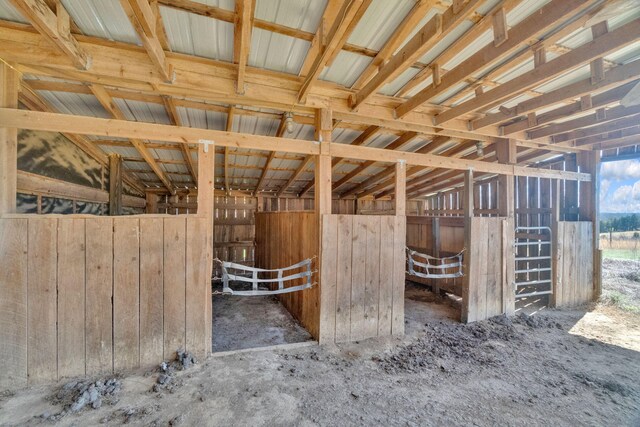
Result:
[160, 5, 234, 61]
[347, 0, 416, 51]
[60, 0, 139, 44]
[0, 2, 27, 23]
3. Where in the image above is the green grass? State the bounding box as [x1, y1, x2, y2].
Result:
[602, 248, 640, 260]
[600, 290, 640, 314]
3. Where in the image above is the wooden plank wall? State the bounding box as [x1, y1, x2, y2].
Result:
[254, 212, 320, 339]
[554, 221, 594, 307]
[0, 215, 212, 388]
[463, 217, 515, 323]
[319, 215, 405, 344]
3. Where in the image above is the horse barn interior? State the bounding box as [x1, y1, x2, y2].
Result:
[0, 0, 639, 391]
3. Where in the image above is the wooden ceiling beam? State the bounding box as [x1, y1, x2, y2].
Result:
[233, 0, 255, 94]
[10, 0, 91, 69]
[120, 0, 174, 82]
[395, 0, 592, 119]
[395, 0, 518, 98]
[435, 17, 640, 125]
[478, 59, 640, 132]
[298, 124, 380, 197]
[19, 83, 146, 194]
[500, 79, 639, 136]
[90, 83, 175, 193]
[351, 0, 437, 90]
[0, 107, 592, 182]
[351, 0, 482, 110]
[162, 95, 197, 182]
[333, 131, 419, 192]
[297, 0, 372, 102]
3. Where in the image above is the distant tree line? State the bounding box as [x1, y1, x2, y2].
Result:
[600, 214, 640, 232]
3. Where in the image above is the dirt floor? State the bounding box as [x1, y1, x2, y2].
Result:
[212, 286, 313, 352]
[1, 272, 639, 426]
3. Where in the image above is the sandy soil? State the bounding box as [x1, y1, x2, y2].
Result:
[1, 283, 639, 426]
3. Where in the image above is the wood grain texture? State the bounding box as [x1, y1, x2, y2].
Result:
[113, 217, 140, 371]
[186, 217, 209, 359]
[139, 217, 164, 367]
[57, 218, 86, 378]
[0, 219, 28, 388]
[164, 217, 186, 359]
[85, 217, 114, 375]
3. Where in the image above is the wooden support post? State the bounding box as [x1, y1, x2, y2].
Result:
[108, 153, 123, 216]
[197, 142, 215, 221]
[577, 150, 601, 300]
[394, 161, 406, 216]
[314, 108, 332, 216]
[496, 139, 515, 218]
[461, 169, 473, 323]
[550, 179, 561, 308]
[145, 191, 158, 214]
[0, 62, 19, 215]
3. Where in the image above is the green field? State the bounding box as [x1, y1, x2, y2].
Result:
[602, 248, 640, 260]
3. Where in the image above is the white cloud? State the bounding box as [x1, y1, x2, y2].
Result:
[600, 179, 611, 202]
[611, 185, 632, 203]
[601, 160, 640, 180]
[602, 179, 640, 212]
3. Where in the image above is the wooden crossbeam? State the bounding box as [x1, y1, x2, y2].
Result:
[351, 0, 436, 90]
[277, 156, 313, 197]
[395, 0, 590, 119]
[297, 124, 380, 197]
[234, 0, 254, 94]
[162, 95, 197, 183]
[435, 18, 640, 125]
[90, 84, 175, 193]
[120, 0, 174, 82]
[333, 131, 419, 192]
[19, 83, 146, 193]
[478, 59, 640, 132]
[0, 108, 592, 182]
[10, 0, 91, 69]
[396, 0, 518, 98]
[297, 0, 371, 102]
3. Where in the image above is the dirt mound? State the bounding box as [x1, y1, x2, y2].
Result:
[42, 377, 122, 422]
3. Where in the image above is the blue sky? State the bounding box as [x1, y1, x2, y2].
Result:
[600, 159, 640, 213]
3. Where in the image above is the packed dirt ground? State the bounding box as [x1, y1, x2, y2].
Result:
[1, 264, 639, 426]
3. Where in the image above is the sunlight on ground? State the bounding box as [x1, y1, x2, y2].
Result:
[569, 307, 640, 352]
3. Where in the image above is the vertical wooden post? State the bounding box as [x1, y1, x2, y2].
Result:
[0, 62, 19, 215]
[145, 192, 158, 214]
[197, 142, 215, 221]
[550, 179, 561, 307]
[461, 169, 474, 323]
[394, 161, 406, 216]
[315, 108, 332, 344]
[109, 153, 123, 216]
[577, 150, 601, 300]
[496, 139, 515, 218]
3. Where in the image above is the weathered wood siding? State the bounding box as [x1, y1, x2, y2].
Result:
[254, 211, 320, 339]
[554, 221, 594, 307]
[320, 215, 405, 344]
[463, 217, 515, 323]
[0, 215, 212, 388]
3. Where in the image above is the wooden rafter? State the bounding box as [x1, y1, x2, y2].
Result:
[351, 0, 436, 90]
[297, 0, 372, 102]
[298, 125, 380, 197]
[233, 0, 254, 94]
[394, 0, 591, 119]
[435, 17, 640, 125]
[19, 83, 146, 194]
[162, 95, 197, 183]
[333, 131, 420, 192]
[120, 0, 174, 82]
[350, 0, 482, 110]
[89, 84, 175, 193]
[10, 0, 91, 69]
